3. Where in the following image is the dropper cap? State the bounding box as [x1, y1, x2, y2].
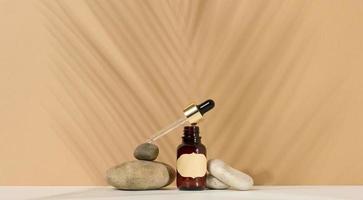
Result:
[183, 99, 215, 124]
[197, 99, 215, 115]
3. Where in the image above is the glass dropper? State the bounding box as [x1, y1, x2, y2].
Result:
[146, 99, 215, 143]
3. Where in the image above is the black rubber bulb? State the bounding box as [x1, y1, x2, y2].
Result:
[197, 99, 215, 115]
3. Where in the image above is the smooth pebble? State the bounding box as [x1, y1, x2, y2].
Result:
[207, 159, 253, 190]
[206, 174, 229, 189]
[134, 143, 159, 161]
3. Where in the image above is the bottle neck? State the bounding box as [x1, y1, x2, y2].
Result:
[182, 125, 201, 144]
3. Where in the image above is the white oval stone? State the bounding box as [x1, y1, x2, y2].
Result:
[207, 159, 253, 190]
[206, 174, 229, 189]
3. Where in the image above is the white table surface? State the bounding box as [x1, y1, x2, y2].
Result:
[1, 186, 362, 200]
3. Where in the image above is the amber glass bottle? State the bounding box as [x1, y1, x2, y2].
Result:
[176, 125, 207, 190]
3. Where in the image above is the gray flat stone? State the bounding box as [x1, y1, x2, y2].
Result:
[134, 143, 159, 161]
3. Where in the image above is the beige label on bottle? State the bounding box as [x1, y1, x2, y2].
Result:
[177, 153, 207, 178]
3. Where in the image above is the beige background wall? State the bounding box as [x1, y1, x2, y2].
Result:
[1, 0, 363, 185]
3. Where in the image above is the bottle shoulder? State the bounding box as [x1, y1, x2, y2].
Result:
[177, 142, 206, 156]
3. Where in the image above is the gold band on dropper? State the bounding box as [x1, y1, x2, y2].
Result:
[183, 104, 203, 124]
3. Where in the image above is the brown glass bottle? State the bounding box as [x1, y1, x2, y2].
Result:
[176, 125, 207, 190]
